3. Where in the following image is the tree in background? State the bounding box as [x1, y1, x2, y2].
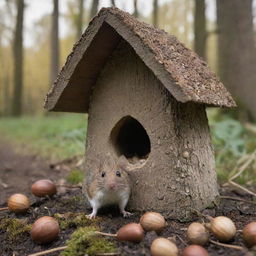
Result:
[50, 0, 59, 87]
[153, 0, 158, 27]
[217, 0, 256, 120]
[133, 0, 138, 18]
[111, 0, 115, 7]
[157, 0, 193, 48]
[12, 0, 24, 116]
[90, 0, 99, 19]
[76, 0, 85, 40]
[0, 0, 14, 116]
[194, 0, 206, 59]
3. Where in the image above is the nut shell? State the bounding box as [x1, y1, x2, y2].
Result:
[182, 245, 209, 256]
[31, 216, 59, 244]
[117, 223, 144, 243]
[187, 222, 209, 245]
[151, 237, 178, 256]
[243, 222, 256, 247]
[7, 193, 30, 213]
[31, 179, 57, 197]
[140, 212, 166, 233]
[211, 216, 236, 242]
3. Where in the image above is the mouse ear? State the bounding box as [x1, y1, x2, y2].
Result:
[117, 155, 129, 170]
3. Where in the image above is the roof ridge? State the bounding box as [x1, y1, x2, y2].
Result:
[45, 7, 236, 113]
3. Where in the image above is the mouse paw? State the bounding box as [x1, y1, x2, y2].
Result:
[87, 212, 97, 219]
[122, 210, 133, 218]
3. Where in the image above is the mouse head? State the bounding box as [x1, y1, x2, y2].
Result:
[98, 154, 130, 192]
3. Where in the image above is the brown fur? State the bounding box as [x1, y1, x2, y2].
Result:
[84, 154, 131, 200]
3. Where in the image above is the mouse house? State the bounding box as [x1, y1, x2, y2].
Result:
[45, 7, 236, 220]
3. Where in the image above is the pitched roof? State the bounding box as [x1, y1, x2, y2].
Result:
[44, 7, 236, 113]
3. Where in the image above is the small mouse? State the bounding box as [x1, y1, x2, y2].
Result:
[84, 154, 132, 218]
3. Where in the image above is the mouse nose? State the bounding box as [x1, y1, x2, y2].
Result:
[108, 183, 117, 190]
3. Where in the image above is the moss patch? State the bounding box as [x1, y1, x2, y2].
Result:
[61, 226, 116, 256]
[0, 218, 32, 243]
[66, 169, 84, 184]
[54, 212, 99, 229]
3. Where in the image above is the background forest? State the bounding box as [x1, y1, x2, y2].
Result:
[1, 0, 256, 184]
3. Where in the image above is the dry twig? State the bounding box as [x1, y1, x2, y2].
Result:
[220, 196, 256, 204]
[222, 150, 256, 197]
[209, 239, 246, 251]
[27, 246, 67, 256]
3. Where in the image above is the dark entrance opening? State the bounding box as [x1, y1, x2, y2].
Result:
[110, 116, 151, 163]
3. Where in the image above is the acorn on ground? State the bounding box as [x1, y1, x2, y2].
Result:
[243, 222, 256, 247]
[31, 179, 57, 197]
[31, 216, 60, 244]
[182, 245, 209, 256]
[187, 222, 209, 245]
[140, 212, 166, 233]
[209, 216, 236, 242]
[116, 223, 144, 243]
[150, 237, 179, 256]
[7, 193, 30, 213]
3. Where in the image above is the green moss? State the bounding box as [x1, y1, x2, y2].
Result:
[54, 212, 99, 229]
[67, 170, 84, 184]
[0, 218, 32, 243]
[61, 226, 116, 256]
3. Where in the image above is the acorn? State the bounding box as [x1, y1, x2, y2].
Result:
[116, 223, 144, 243]
[182, 245, 209, 256]
[150, 237, 178, 256]
[210, 216, 236, 242]
[31, 216, 60, 244]
[140, 212, 166, 233]
[7, 193, 30, 213]
[187, 222, 209, 245]
[31, 179, 57, 197]
[243, 222, 256, 247]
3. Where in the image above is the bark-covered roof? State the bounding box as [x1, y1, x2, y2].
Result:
[44, 7, 236, 113]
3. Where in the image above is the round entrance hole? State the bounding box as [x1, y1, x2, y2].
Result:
[109, 116, 151, 164]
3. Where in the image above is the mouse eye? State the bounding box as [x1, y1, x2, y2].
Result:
[116, 171, 121, 177]
[101, 172, 106, 178]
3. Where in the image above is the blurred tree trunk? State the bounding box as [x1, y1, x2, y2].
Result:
[153, 0, 158, 27]
[3, 74, 10, 116]
[133, 0, 138, 18]
[194, 0, 206, 59]
[12, 0, 24, 116]
[76, 0, 84, 39]
[90, 0, 99, 19]
[217, 0, 256, 120]
[111, 0, 115, 7]
[50, 0, 59, 86]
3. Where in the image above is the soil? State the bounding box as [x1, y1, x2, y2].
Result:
[0, 140, 256, 256]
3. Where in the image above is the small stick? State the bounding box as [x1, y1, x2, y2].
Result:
[229, 151, 256, 181]
[95, 231, 117, 237]
[228, 181, 256, 197]
[220, 196, 256, 204]
[209, 239, 245, 251]
[96, 253, 120, 256]
[176, 234, 188, 246]
[0, 207, 8, 211]
[27, 246, 67, 256]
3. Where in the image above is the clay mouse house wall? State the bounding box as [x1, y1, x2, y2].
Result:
[86, 40, 218, 219]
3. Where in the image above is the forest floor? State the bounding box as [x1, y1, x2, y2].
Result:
[1, 139, 256, 256]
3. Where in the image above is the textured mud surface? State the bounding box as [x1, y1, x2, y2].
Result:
[0, 141, 255, 256]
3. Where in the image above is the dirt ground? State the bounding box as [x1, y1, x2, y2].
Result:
[0, 140, 256, 256]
